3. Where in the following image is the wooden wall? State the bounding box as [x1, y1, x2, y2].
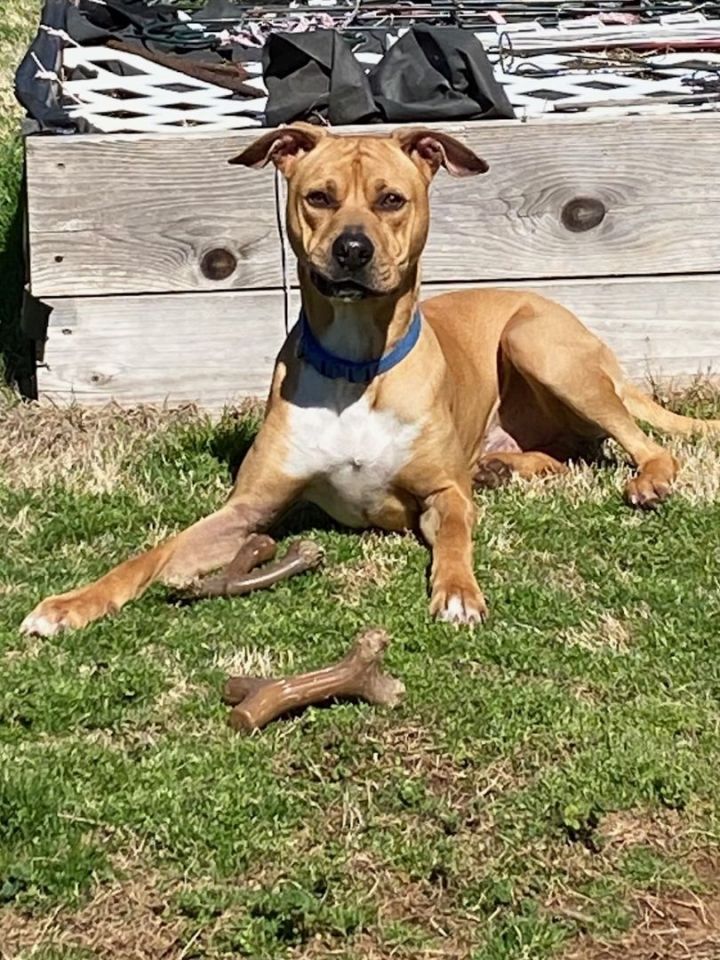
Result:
[26, 113, 720, 407]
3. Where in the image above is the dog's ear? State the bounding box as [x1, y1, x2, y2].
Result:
[393, 128, 488, 179]
[229, 123, 327, 176]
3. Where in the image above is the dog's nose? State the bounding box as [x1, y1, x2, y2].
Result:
[332, 231, 374, 271]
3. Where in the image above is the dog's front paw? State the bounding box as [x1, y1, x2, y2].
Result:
[20, 593, 108, 636]
[430, 583, 488, 626]
[21, 598, 79, 637]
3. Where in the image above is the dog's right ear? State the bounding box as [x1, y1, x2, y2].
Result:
[228, 123, 327, 176]
[393, 128, 488, 179]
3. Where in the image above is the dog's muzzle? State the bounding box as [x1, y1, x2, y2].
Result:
[311, 230, 384, 301]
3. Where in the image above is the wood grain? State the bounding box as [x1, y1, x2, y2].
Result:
[39, 275, 720, 407]
[41, 290, 285, 406]
[26, 114, 720, 297]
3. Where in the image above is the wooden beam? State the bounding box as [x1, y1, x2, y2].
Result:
[26, 114, 720, 298]
[39, 275, 720, 408]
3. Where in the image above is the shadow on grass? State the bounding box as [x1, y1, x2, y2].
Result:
[157, 408, 341, 537]
[208, 416, 342, 535]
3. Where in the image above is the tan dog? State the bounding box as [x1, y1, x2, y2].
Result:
[21, 123, 720, 635]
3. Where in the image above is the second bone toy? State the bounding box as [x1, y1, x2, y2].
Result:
[223, 628, 405, 732]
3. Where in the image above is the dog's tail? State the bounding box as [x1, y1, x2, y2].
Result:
[624, 384, 720, 436]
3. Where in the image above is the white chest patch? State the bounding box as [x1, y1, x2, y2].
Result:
[284, 367, 421, 527]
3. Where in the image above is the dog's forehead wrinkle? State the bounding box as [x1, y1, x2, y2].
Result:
[296, 138, 352, 182]
[299, 135, 423, 200]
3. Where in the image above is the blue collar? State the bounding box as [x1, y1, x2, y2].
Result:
[297, 307, 422, 383]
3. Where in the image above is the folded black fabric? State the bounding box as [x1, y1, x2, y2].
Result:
[369, 25, 515, 122]
[15, 0, 82, 134]
[262, 31, 379, 127]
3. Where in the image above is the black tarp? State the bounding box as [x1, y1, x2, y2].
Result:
[262, 31, 380, 127]
[371, 25, 514, 122]
[263, 25, 513, 125]
[15, 0, 84, 134]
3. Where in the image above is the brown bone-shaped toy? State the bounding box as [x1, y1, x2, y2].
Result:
[176, 534, 324, 601]
[223, 628, 405, 733]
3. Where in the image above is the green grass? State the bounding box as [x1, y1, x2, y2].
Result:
[1, 398, 720, 958]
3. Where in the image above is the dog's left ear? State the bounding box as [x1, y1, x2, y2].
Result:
[229, 123, 327, 176]
[393, 128, 488, 179]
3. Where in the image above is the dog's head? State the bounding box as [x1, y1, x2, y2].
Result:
[230, 124, 488, 302]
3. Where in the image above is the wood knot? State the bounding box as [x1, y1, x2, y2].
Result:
[561, 197, 606, 233]
[200, 247, 237, 281]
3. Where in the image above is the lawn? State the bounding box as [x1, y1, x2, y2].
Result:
[2, 6, 720, 960]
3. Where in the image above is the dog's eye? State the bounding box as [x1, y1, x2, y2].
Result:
[377, 192, 407, 211]
[306, 190, 334, 208]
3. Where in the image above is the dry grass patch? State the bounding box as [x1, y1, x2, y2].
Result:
[598, 808, 685, 855]
[1, 632, 45, 662]
[522, 459, 611, 506]
[558, 613, 632, 655]
[526, 550, 589, 597]
[0, 400, 207, 492]
[518, 431, 720, 510]
[211, 643, 297, 678]
[671, 435, 720, 504]
[0, 870, 189, 960]
[328, 531, 415, 605]
[147, 647, 203, 716]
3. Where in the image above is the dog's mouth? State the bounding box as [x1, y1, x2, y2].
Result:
[310, 270, 381, 302]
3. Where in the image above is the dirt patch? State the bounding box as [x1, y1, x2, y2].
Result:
[0, 872, 188, 960]
[375, 723, 528, 813]
[561, 836, 720, 960]
[563, 887, 720, 960]
[287, 864, 476, 960]
[598, 808, 685, 855]
[292, 931, 468, 960]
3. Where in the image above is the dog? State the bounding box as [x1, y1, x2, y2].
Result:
[21, 122, 720, 635]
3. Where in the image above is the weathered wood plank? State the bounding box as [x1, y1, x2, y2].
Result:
[41, 290, 285, 406]
[39, 275, 720, 407]
[27, 114, 720, 298]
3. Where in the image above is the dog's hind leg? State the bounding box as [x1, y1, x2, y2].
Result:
[501, 307, 678, 509]
[474, 451, 567, 488]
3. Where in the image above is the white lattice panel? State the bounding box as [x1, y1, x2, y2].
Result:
[496, 51, 720, 117]
[473, 12, 720, 52]
[61, 46, 266, 133]
[57, 34, 720, 133]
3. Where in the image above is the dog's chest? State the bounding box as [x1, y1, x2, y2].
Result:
[284, 369, 420, 526]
